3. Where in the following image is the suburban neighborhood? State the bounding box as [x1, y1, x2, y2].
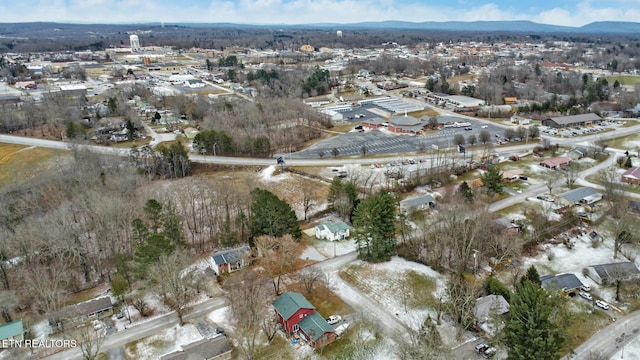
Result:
[2, 14, 640, 360]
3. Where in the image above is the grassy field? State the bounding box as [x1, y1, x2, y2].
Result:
[0, 142, 70, 187]
[561, 305, 610, 356]
[607, 75, 640, 86]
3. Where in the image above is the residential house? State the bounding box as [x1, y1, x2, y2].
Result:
[510, 115, 530, 125]
[48, 297, 113, 331]
[539, 157, 571, 169]
[0, 319, 24, 343]
[501, 169, 524, 183]
[272, 292, 336, 348]
[399, 194, 436, 213]
[492, 218, 521, 235]
[557, 187, 602, 208]
[542, 113, 602, 128]
[315, 222, 351, 241]
[209, 246, 251, 276]
[297, 312, 337, 348]
[622, 167, 640, 185]
[586, 262, 640, 285]
[567, 146, 590, 160]
[474, 295, 509, 336]
[540, 273, 584, 294]
[159, 335, 232, 360]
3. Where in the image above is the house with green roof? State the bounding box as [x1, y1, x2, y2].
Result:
[0, 319, 24, 343]
[314, 221, 350, 241]
[272, 292, 336, 348]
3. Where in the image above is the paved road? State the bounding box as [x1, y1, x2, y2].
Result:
[45, 297, 228, 360]
[563, 311, 640, 359]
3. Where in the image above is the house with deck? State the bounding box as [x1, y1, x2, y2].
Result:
[272, 292, 336, 348]
[48, 297, 113, 332]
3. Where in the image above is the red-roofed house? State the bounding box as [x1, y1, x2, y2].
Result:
[539, 157, 571, 169]
[622, 167, 640, 185]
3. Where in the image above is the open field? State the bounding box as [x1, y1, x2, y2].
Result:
[607, 75, 640, 86]
[0, 142, 70, 187]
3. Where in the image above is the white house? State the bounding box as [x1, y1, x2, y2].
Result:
[315, 222, 350, 241]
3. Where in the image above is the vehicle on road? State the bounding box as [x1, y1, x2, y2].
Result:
[481, 125, 488, 128]
[596, 300, 610, 310]
[536, 195, 555, 202]
[326, 315, 342, 325]
[579, 291, 593, 301]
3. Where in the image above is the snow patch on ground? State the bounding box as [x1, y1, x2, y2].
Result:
[206, 306, 234, 331]
[312, 238, 358, 257]
[259, 165, 290, 182]
[131, 323, 203, 360]
[521, 231, 629, 303]
[300, 246, 327, 261]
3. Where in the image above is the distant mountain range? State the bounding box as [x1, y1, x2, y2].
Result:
[2, 20, 640, 36]
[301, 20, 640, 34]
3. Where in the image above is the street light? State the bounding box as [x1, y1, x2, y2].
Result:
[472, 249, 478, 283]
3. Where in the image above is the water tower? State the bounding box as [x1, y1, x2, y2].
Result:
[336, 30, 343, 38]
[129, 34, 141, 52]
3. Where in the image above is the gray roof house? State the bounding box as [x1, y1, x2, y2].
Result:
[49, 297, 113, 331]
[586, 262, 640, 285]
[557, 187, 601, 206]
[210, 246, 251, 276]
[540, 273, 584, 293]
[474, 295, 509, 337]
[399, 194, 436, 213]
[567, 146, 590, 160]
[159, 335, 232, 360]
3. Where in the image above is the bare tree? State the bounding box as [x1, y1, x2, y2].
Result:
[300, 185, 317, 221]
[0, 290, 18, 323]
[564, 162, 579, 186]
[149, 250, 203, 325]
[226, 270, 270, 360]
[298, 266, 325, 294]
[254, 235, 299, 296]
[70, 323, 106, 360]
[479, 130, 491, 144]
[467, 134, 477, 146]
[331, 147, 340, 158]
[541, 170, 562, 195]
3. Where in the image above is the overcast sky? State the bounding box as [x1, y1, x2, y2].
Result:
[1, 0, 639, 27]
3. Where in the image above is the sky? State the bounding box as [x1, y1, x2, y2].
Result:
[1, 0, 640, 27]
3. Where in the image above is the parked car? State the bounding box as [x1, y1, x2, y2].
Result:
[483, 347, 497, 358]
[475, 343, 489, 353]
[92, 320, 103, 330]
[536, 195, 554, 202]
[596, 300, 610, 310]
[326, 315, 342, 325]
[581, 284, 591, 292]
[579, 291, 593, 301]
[481, 125, 488, 129]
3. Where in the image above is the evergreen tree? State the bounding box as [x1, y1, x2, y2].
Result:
[458, 181, 474, 203]
[481, 165, 503, 195]
[162, 201, 185, 247]
[327, 177, 359, 220]
[352, 191, 397, 262]
[503, 281, 566, 360]
[144, 199, 163, 233]
[521, 265, 542, 287]
[249, 188, 300, 242]
[624, 156, 633, 169]
[134, 233, 175, 278]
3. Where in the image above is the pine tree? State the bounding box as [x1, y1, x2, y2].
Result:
[521, 265, 542, 287]
[481, 165, 503, 195]
[352, 191, 397, 262]
[458, 181, 474, 203]
[249, 188, 300, 242]
[503, 281, 566, 360]
[624, 156, 633, 169]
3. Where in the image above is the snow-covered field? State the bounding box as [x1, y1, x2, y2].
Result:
[126, 323, 203, 360]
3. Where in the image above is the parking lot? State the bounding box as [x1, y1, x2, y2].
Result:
[294, 114, 505, 159]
